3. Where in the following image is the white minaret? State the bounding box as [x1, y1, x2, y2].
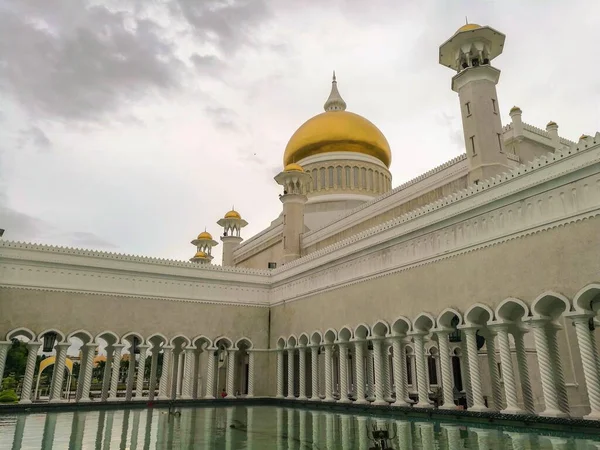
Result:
[274, 164, 312, 264]
[217, 209, 248, 267]
[440, 23, 510, 184]
[190, 230, 218, 264]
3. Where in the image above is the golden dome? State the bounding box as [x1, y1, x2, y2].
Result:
[284, 163, 304, 172]
[456, 23, 481, 33]
[193, 251, 208, 258]
[510, 106, 521, 113]
[224, 210, 241, 220]
[197, 231, 212, 240]
[283, 111, 391, 167]
[547, 121, 557, 127]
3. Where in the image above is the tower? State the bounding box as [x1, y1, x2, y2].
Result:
[440, 23, 510, 184]
[274, 163, 312, 264]
[190, 230, 218, 264]
[217, 209, 248, 267]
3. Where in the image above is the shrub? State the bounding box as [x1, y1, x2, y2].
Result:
[0, 389, 19, 403]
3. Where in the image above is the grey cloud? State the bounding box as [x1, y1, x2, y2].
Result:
[190, 53, 227, 77]
[0, 1, 185, 122]
[170, 0, 271, 54]
[19, 126, 52, 150]
[204, 106, 239, 131]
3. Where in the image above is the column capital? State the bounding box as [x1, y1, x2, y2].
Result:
[368, 335, 388, 341]
[162, 345, 175, 350]
[526, 315, 552, 327]
[84, 342, 97, 349]
[335, 340, 350, 347]
[56, 342, 71, 349]
[431, 327, 453, 336]
[112, 343, 126, 349]
[407, 330, 428, 338]
[386, 334, 407, 341]
[457, 324, 480, 333]
[0, 341, 11, 349]
[286, 345, 295, 351]
[565, 311, 595, 323]
[184, 346, 196, 352]
[26, 341, 42, 349]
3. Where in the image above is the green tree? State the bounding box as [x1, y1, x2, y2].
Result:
[4, 340, 28, 379]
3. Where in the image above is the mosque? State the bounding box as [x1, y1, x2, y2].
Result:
[2, 23, 600, 421]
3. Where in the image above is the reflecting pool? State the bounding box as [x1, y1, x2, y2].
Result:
[1, 406, 599, 449]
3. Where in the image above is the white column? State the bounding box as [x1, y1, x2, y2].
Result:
[513, 329, 535, 413]
[135, 345, 149, 400]
[226, 349, 237, 398]
[108, 344, 124, 401]
[353, 340, 367, 404]
[286, 347, 295, 399]
[158, 345, 173, 399]
[100, 348, 114, 401]
[547, 323, 570, 415]
[366, 347, 375, 400]
[0, 342, 10, 385]
[148, 348, 160, 401]
[19, 342, 41, 404]
[78, 343, 96, 403]
[569, 313, 600, 420]
[434, 330, 457, 410]
[382, 343, 392, 401]
[391, 337, 409, 406]
[182, 346, 196, 399]
[483, 329, 502, 410]
[529, 319, 567, 417]
[310, 346, 320, 401]
[244, 351, 254, 398]
[75, 346, 89, 401]
[338, 342, 350, 403]
[324, 344, 334, 401]
[125, 347, 136, 401]
[491, 324, 524, 414]
[298, 346, 307, 400]
[49, 343, 70, 403]
[204, 347, 217, 399]
[371, 339, 386, 405]
[461, 327, 488, 411]
[411, 333, 432, 408]
[276, 350, 284, 398]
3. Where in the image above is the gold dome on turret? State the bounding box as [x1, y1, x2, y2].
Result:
[283, 73, 391, 168]
[197, 231, 213, 240]
[193, 251, 208, 258]
[456, 23, 481, 33]
[284, 163, 304, 172]
[224, 210, 241, 219]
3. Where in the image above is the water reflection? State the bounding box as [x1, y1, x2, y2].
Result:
[1, 406, 599, 449]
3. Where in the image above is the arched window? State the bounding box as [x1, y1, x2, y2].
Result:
[319, 167, 325, 190]
[369, 169, 374, 192]
[353, 167, 359, 189]
[361, 167, 367, 189]
[312, 169, 318, 191]
[345, 166, 351, 189]
[328, 166, 334, 188]
[336, 166, 342, 188]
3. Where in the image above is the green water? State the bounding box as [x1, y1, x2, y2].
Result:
[0, 405, 598, 449]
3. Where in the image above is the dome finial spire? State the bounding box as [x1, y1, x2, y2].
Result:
[324, 71, 347, 112]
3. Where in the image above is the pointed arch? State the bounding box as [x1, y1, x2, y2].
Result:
[338, 326, 352, 342]
[495, 298, 530, 322]
[436, 308, 463, 329]
[67, 329, 94, 345]
[147, 333, 168, 347]
[235, 337, 253, 350]
[121, 332, 145, 346]
[531, 291, 571, 319]
[277, 337, 286, 350]
[298, 333, 310, 346]
[573, 283, 600, 312]
[353, 323, 370, 340]
[38, 328, 66, 343]
[464, 303, 494, 326]
[391, 316, 411, 336]
[310, 331, 323, 346]
[94, 330, 119, 345]
[286, 335, 297, 347]
[413, 313, 435, 333]
[6, 327, 36, 342]
[192, 335, 213, 350]
[169, 334, 191, 347]
[371, 320, 389, 337]
[213, 335, 233, 349]
[323, 328, 337, 344]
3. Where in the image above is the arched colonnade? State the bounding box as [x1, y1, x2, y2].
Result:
[0, 330, 255, 404]
[275, 284, 600, 420]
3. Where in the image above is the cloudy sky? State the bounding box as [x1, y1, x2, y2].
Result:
[0, 0, 598, 264]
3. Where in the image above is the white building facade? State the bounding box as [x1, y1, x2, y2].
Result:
[1, 23, 600, 420]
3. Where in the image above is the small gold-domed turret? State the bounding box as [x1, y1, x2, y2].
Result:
[456, 23, 481, 33]
[197, 231, 213, 240]
[547, 121, 557, 128]
[224, 210, 241, 220]
[194, 251, 207, 258]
